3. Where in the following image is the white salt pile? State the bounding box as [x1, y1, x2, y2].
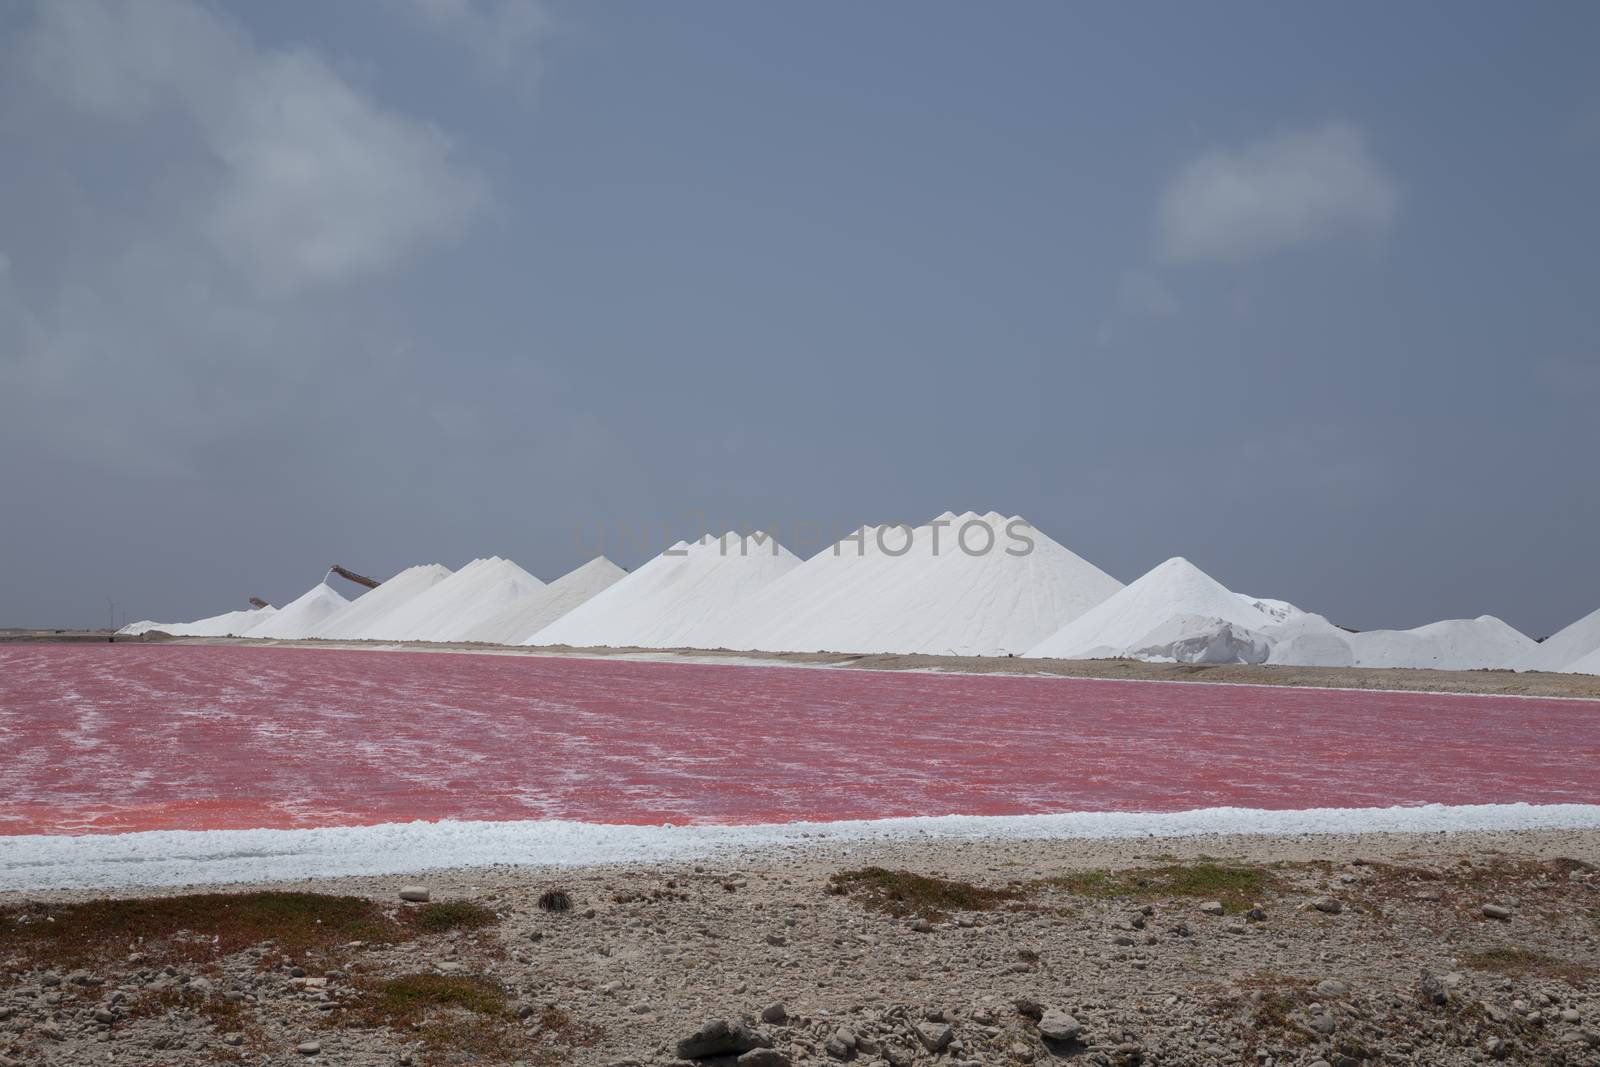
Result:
[1535, 606, 1600, 672]
[1344, 616, 1542, 672]
[309, 563, 453, 640]
[362, 557, 544, 643]
[1263, 613, 1357, 668]
[247, 583, 350, 640]
[1564, 645, 1600, 676]
[120, 606, 277, 638]
[687, 512, 1123, 657]
[528, 533, 798, 650]
[1024, 557, 1280, 664]
[461, 557, 626, 645]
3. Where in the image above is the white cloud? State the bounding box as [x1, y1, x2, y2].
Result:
[1157, 122, 1397, 264]
[22, 0, 485, 290]
[408, 0, 550, 88]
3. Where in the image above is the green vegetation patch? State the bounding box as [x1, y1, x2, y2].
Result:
[1045, 862, 1276, 912]
[829, 866, 1020, 921]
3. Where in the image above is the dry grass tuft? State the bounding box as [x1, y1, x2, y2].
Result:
[829, 867, 1020, 921]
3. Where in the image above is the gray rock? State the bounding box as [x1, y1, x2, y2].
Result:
[677, 1020, 773, 1059]
[1199, 901, 1224, 915]
[1309, 1014, 1337, 1035]
[1312, 897, 1343, 914]
[295, 1041, 322, 1056]
[915, 1022, 953, 1053]
[1037, 1009, 1082, 1043]
[1419, 970, 1448, 1005]
[761, 1002, 788, 1025]
[737, 1052, 793, 1067]
[1482, 903, 1513, 920]
[1314, 979, 1350, 999]
[398, 885, 430, 903]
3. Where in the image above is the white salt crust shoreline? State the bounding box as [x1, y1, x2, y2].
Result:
[5, 803, 1600, 892]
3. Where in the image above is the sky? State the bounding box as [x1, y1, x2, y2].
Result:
[2, 0, 1597, 635]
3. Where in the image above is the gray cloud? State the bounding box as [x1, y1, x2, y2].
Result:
[1158, 122, 1398, 263]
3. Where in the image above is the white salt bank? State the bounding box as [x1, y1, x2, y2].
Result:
[529, 533, 798, 649]
[120, 605, 277, 638]
[1344, 616, 1541, 672]
[310, 563, 453, 640]
[689, 512, 1122, 657]
[1025, 556, 1279, 664]
[248, 583, 350, 640]
[462, 557, 626, 645]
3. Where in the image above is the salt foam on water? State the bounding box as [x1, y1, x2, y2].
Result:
[688, 512, 1123, 656]
[463, 556, 626, 645]
[529, 533, 799, 649]
[310, 563, 453, 640]
[247, 583, 350, 640]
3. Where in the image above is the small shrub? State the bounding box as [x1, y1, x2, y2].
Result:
[828, 867, 1018, 921]
[537, 889, 572, 914]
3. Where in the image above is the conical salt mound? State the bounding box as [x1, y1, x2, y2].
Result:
[1535, 605, 1600, 671]
[374, 557, 545, 642]
[528, 533, 798, 649]
[687, 513, 1122, 656]
[1025, 556, 1274, 662]
[311, 563, 453, 640]
[249, 583, 350, 639]
[1345, 615, 1540, 671]
[463, 556, 627, 645]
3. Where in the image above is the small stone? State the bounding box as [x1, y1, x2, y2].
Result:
[1482, 903, 1513, 920]
[398, 886, 430, 903]
[1560, 1008, 1581, 1023]
[736, 1052, 792, 1067]
[1314, 979, 1350, 999]
[765, 933, 787, 947]
[1037, 1009, 1082, 1043]
[909, 918, 934, 933]
[1419, 970, 1448, 1006]
[1014, 997, 1044, 1021]
[1309, 1014, 1337, 1035]
[1199, 901, 1224, 915]
[296, 1041, 322, 1056]
[915, 1021, 953, 1053]
[93, 1008, 117, 1024]
[761, 1002, 787, 1024]
[223, 1033, 245, 1046]
[1245, 906, 1267, 922]
[1312, 897, 1342, 914]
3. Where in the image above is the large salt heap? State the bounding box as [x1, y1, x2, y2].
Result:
[1535, 606, 1600, 672]
[120, 605, 277, 637]
[528, 533, 798, 650]
[248, 583, 350, 640]
[309, 563, 453, 640]
[687, 512, 1122, 657]
[364, 557, 544, 643]
[1564, 645, 1600, 676]
[1024, 557, 1279, 663]
[461, 557, 626, 645]
[1344, 616, 1541, 671]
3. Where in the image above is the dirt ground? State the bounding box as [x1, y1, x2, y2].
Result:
[4, 830, 1599, 1066]
[7, 630, 1598, 701]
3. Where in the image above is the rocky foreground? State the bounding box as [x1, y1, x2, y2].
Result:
[2, 831, 1598, 1066]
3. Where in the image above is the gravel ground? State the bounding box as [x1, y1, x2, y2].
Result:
[4, 830, 1599, 1066]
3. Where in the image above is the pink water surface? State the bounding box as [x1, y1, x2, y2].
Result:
[1, 644, 1596, 836]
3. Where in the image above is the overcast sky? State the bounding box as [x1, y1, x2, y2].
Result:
[2, 0, 1597, 635]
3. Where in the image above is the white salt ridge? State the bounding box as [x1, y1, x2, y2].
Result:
[120, 606, 277, 638]
[310, 563, 453, 640]
[1026, 557, 1279, 663]
[5, 803, 1598, 891]
[366, 557, 545, 643]
[1536, 605, 1600, 671]
[529, 533, 799, 650]
[1263, 613, 1357, 668]
[247, 583, 350, 640]
[687, 512, 1123, 657]
[1344, 616, 1541, 672]
[461, 557, 626, 645]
